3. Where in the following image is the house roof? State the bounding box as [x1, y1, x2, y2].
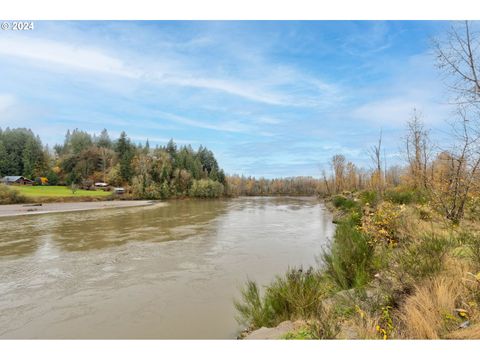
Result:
[1, 176, 33, 182]
[1, 176, 23, 182]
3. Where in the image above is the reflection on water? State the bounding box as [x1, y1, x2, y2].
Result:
[0, 197, 334, 339]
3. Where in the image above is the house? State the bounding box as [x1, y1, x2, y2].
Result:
[0, 176, 35, 185]
[95, 182, 110, 191]
[113, 187, 125, 195]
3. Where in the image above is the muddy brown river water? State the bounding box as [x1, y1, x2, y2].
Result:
[0, 197, 334, 339]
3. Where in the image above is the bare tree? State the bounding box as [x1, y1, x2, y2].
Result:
[405, 109, 431, 189]
[331, 154, 346, 193]
[321, 169, 331, 196]
[369, 130, 384, 194]
[435, 21, 480, 106]
[432, 21, 480, 223]
[430, 108, 480, 223]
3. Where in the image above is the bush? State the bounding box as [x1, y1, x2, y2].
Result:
[359, 190, 379, 207]
[323, 214, 374, 290]
[0, 184, 27, 204]
[361, 201, 406, 246]
[235, 267, 328, 329]
[384, 187, 428, 205]
[398, 233, 451, 280]
[234, 280, 273, 329]
[332, 195, 358, 211]
[189, 179, 224, 198]
[457, 230, 480, 271]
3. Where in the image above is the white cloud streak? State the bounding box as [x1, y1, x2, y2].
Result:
[0, 33, 341, 109]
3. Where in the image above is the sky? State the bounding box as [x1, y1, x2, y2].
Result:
[0, 21, 461, 178]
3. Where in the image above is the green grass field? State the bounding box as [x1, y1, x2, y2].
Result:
[15, 186, 112, 198]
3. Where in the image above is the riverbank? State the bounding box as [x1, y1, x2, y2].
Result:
[235, 189, 480, 339]
[0, 200, 157, 218]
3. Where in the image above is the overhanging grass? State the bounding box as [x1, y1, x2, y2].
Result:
[14, 186, 112, 198]
[322, 214, 374, 290]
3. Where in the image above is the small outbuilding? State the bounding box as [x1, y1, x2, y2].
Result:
[113, 187, 125, 195]
[95, 182, 110, 191]
[1, 176, 35, 185]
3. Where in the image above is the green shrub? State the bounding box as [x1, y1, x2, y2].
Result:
[323, 214, 374, 290]
[189, 179, 224, 198]
[307, 306, 342, 339]
[332, 195, 358, 211]
[234, 280, 274, 329]
[235, 267, 328, 329]
[457, 230, 480, 271]
[0, 184, 27, 204]
[359, 190, 379, 207]
[384, 187, 428, 205]
[398, 233, 451, 280]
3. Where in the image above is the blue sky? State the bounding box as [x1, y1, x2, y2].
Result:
[0, 21, 459, 177]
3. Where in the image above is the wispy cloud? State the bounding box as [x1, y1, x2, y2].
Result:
[153, 110, 252, 133]
[350, 53, 453, 127]
[0, 35, 139, 78]
[0, 94, 15, 114]
[0, 30, 341, 109]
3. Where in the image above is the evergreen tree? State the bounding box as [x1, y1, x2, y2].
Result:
[115, 131, 134, 183]
[0, 140, 8, 176]
[96, 128, 112, 149]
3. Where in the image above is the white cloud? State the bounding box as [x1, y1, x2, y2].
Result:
[352, 93, 452, 127]
[0, 94, 15, 113]
[155, 111, 252, 133]
[0, 32, 342, 109]
[0, 35, 139, 78]
[351, 53, 454, 126]
[0, 94, 19, 126]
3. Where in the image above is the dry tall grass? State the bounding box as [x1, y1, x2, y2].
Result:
[396, 258, 480, 339]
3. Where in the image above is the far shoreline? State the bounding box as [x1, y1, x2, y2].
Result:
[0, 200, 159, 218]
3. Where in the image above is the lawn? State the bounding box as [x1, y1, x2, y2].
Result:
[15, 186, 112, 198]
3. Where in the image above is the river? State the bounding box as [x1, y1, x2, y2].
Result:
[0, 197, 334, 339]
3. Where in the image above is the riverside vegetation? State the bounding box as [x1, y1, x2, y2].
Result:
[0, 127, 322, 203]
[234, 22, 480, 339]
[235, 188, 480, 339]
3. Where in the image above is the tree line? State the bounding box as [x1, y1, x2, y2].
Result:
[0, 127, 325, 198]
[0, 128, 229, 198]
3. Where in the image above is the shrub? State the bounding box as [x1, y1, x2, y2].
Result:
[131, 174, 161, 199]
[189, 179, 224, 198]
[234, 280, 274, 329]
[332, 195, 359, 214]
[361, 201, 406, 246]
[358, 190, 380, 207]
[0, 184, 27, 204]
[457, 230, 480, 271]
[307, 305, 342, 339]
[234, 267, 328, 329]
[384, 187, 428, 205]
[323, 214, 374, 290]
[398, 233, 451, 280]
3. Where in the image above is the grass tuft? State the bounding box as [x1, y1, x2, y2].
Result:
[0, 184, 27, 204]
